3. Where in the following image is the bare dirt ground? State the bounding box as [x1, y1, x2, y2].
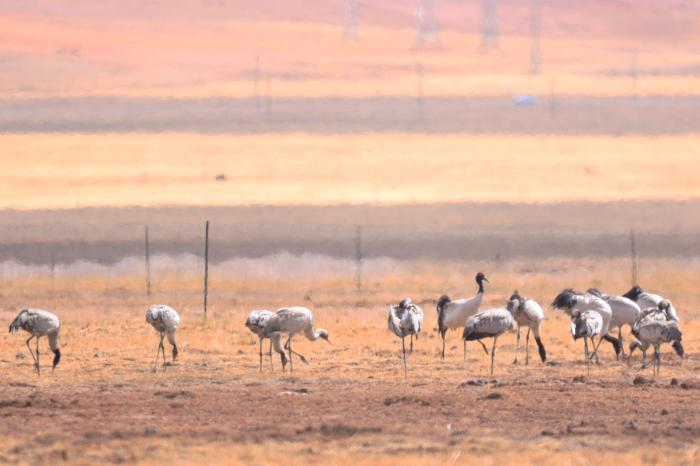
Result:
[2, 263, 700, 465]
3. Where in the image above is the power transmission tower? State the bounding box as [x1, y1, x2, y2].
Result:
[344, 0, 358, 40]
[414, 0, 440, 49]
[479, 0, 498, 52]
[529, 0, 541, 73]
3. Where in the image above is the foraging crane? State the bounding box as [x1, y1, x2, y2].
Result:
[146, 304, 180, 371]
[570, 309, 603, 375]
[462, 308, 514, 377]
[437, 272, 489, 360]
[551, 289, 621, 361]
[623, 285, 683, 356]
[265, 306, 330, 372]
[631, 301, 682, 376]
[388, 298, 424, 377]
[623, 285, 679, 321]
[587, 288, 640, 359]
[507, 291, 546, 365]
[629, 301, 684, 361]
[245, 309, 275, 371]
[9, 309, 61, 375]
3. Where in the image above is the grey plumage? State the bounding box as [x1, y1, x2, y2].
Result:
[388, 297, 424, 377]
[9, 308, 61, 375]
[507, 290, 546, 364]
[146, 304, 181, 371]
[462, 308, 514, 376]
[245, 309, 275, 371]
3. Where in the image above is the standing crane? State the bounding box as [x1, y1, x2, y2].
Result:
[507, 291, 546, 365]
[632, 301, 682, 375]
[570, 309, 603, 375]
[587, 288, 640, 359]
[9, 309, 61, 375]
[462, 308, 514, 377]
[265, 306, 330, 373]
[145, 304, 180, 371]
[437, 272, 489, 361]
[245, 309, 275, 371]
[623, 285, 683, 356]
[388, 298, 424, 377]
[630, 300, 684, 361]
[551, 289, 621, 362]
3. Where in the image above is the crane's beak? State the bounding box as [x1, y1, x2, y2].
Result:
[483, 277, 490, 283]
[323, 336, 332, 345]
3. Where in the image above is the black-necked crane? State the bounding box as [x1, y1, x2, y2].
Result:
[623, 285, 679, 321]
[146, 304, 180, 371]
[245, 309, 275, 371]
[507, 291, 546, 365]
[623, 285, 682, 355]
[9, 308, 61, 375]
[437, 272, 489, 361]
[551, 289, 620, 362]
[587, 288, 640, 360]
[630, 300, 684, 362]
[265, 306, 330, 372]
[388, 297, 424, 377]
[631, 301, 682, 376]
[462, 308, 514, 377]
[570, 309, 603, 375]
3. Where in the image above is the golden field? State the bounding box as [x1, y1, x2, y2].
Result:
[2, 133, 700, 209]
[1, 257, 700, 465]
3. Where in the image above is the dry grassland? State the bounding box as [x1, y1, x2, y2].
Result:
[2, 133, 700, 209]
[1, 258, 700, 465]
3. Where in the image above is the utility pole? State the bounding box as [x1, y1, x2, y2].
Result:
[344, 0, 358, 40]
[630, 229, 638, 286]
[203, 220, 210, 317]
[355, 226, 363, 292]
[479, 0, 498, 52]
[529, 0, 541, 74]
[145, 226, 151, 297]
[416, 63, 424, 122]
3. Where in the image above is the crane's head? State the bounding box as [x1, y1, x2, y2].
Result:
[317, 329, 331, 344]
[586, 288, 603, 298]
[658, 299, 671, 311]
[475, 272, 489, 284]
[436, 295, 451, 313]
[551, 288, 578, 311]
[622, 285, 644, 301]
[507, 290, 523, 313]
[399, 298, 412, 309]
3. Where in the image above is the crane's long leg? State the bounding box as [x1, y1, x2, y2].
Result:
[25, 336, 37, 370]
[513, 326, 520, 365]
[477, 340, 489, 355]
[525, 327, 531, 366]
[402, 336, 408, 378]
[284, 337, 307, 364]
[288, 336, 294, 373]
[463, 340, 467, 363]
[589, 335, 603, 364]
[268, 339, 274, 371]
[655, 344, 661, 377]
[258, 337, 264, 372]
[618, 327, 625, 360]
[410, 334, 414, 354]
[584, 337, 590, 376]
[490, 336, 498, 377]
[35, 336, 41, 376]
[440, 332, 446, 360]
[152, 333, 164, 372]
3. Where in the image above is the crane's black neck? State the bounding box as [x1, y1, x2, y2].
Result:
[476, 278, 485, 294]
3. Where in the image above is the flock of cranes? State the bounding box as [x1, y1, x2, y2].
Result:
[6, 272, 684, 378]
